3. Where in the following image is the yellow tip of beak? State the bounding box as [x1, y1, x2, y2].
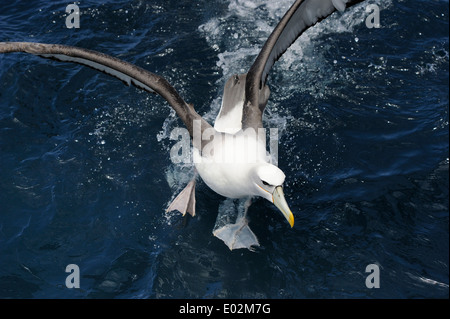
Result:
[272, 186, 294, 228]
[287, 211, 294, 228]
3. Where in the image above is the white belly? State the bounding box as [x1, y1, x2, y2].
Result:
[193, 130, 269, 198]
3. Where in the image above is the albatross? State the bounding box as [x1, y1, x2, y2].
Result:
[0, 0, 365, 249]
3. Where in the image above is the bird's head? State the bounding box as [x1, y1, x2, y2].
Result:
[252, 163, 294, 228]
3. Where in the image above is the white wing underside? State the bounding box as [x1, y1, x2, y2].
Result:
[214, 99, 244, 134]
[213, 74, 248, 134]
[215, 0, 354, 134]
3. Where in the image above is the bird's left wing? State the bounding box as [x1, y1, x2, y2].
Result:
[242, 0, 365, 130]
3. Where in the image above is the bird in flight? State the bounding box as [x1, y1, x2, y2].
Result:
[0, 0, 365, 249]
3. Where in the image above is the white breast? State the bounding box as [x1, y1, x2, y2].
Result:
[193, 130, 269, 198]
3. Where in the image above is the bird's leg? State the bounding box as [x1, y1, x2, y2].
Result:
[241, 197, 253, 220]
[213, 197, 259, 251]
[166, 177, 196, 217]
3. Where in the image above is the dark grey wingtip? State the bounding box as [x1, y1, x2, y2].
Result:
[0, 41, 213, 140]
[1, 42, 156, 93]
[250, 0, 366, 90]
[242, 0, 366, 131]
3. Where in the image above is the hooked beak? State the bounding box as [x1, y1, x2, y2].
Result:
[272, 186, 294, 228]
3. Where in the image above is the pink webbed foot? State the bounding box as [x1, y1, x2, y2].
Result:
[166, 178, 196, 217]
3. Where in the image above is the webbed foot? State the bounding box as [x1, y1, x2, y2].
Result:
[212, 198, 259, 251]
[166, 179, 196, 217]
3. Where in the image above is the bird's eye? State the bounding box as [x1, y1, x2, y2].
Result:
[262, 180, 270, 186]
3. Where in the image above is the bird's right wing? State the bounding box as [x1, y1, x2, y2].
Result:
[0, 42, 212, 141]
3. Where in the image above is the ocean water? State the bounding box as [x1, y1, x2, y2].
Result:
[0, 0, 448, 299]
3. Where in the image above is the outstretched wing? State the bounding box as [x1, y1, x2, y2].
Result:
[0, 42, 212, 140]
[242, 0, 365, 130]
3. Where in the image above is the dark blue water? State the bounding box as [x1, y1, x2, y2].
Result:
[0, 0, 448, 299]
